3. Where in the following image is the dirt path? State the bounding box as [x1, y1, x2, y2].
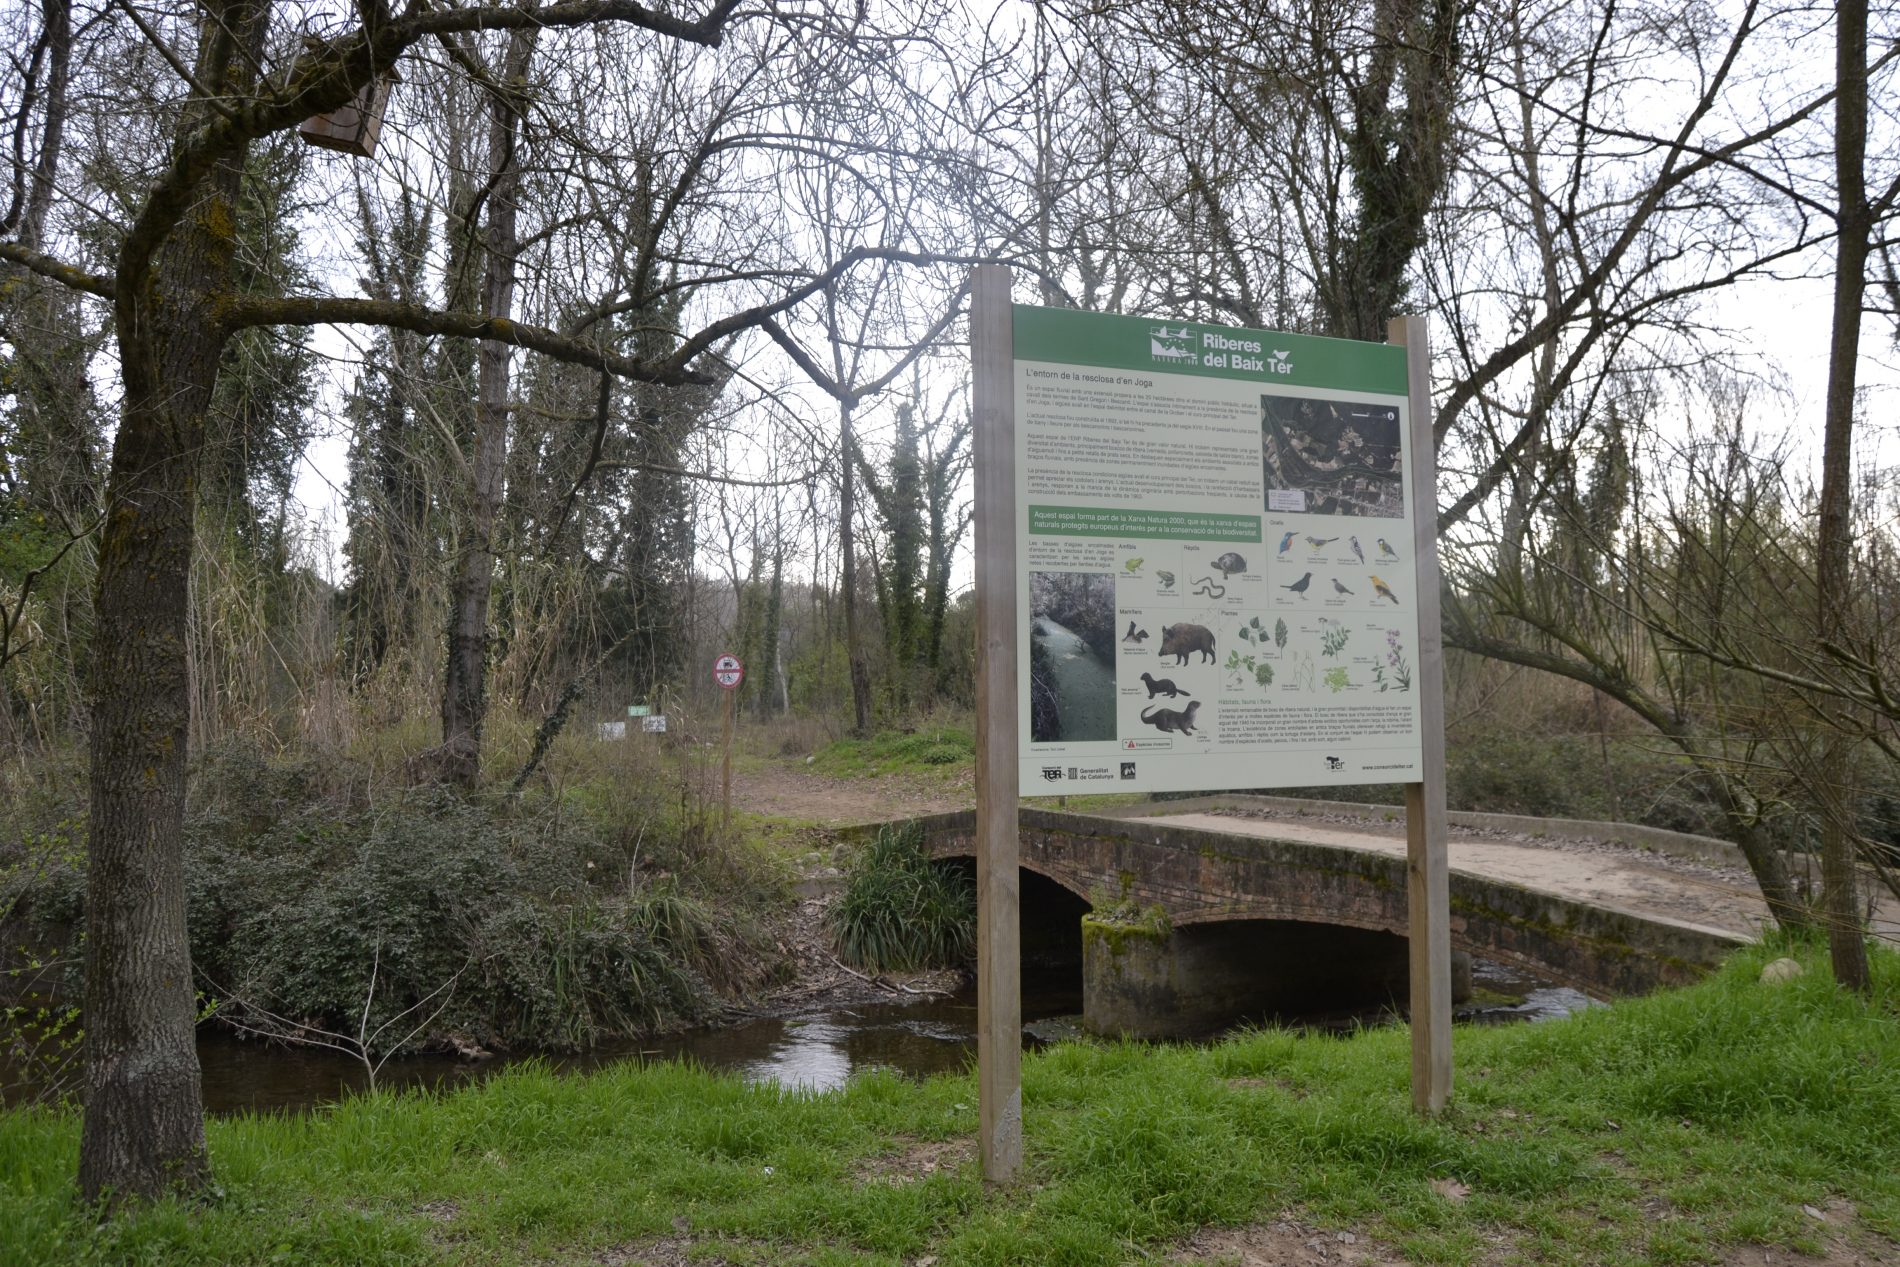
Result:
[728, 759, 972, 827]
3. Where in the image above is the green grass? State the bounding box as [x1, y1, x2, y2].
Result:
[808, 726, 976, 779]
[7, 942, 1900, 1265]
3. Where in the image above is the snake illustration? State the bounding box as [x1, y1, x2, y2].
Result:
[1191, 576, 1226, 598]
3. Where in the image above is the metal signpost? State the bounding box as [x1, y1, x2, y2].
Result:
[714, 654, 744, 824]
[969, 267, 1449, 1182]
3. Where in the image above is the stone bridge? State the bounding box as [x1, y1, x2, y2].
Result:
[894, 803, 1751, 1039]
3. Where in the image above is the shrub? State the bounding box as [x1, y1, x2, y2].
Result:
[6, 742, 781, 1057]
[828, 824, 974, 973]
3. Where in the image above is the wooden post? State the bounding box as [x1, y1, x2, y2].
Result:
[721, 685, 735, 827]
[971, 264, 1023, 1182]
[1390, 313, 1451, 1114]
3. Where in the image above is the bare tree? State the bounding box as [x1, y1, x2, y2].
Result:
[0, 0, 984, 1202]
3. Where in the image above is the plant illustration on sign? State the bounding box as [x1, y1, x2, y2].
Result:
[1289, 652, 1317, 692]
[1273, 617, 1288, 650]
[1372, 629, 1414, 693]
[1323, 666, 1351, 693]
[1224, 649, 1275, 690]
[1319, 619, 1351, 658]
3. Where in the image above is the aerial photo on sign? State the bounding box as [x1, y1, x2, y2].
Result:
[1260, 395, 1404, 518]
[1011, 305, 1422, 796]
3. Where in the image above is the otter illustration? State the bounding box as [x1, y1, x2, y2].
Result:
[1212, 551, 1249, 579]
[1140, 700, 1201, 734]
[1139, 672, 1185, 699]
[1158, 623, 1216, 666]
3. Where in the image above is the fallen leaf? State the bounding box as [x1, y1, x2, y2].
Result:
[1803, 1204, 1827, 1222]
[1432, 1178, 1471, 1202]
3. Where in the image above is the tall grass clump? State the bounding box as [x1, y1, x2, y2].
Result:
[827, 824, 974, 972]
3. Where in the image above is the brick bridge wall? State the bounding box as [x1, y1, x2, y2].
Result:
[898, 807, 1745, 997]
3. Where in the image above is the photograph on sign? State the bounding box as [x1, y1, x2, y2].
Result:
[1013, 306, 1422, 796]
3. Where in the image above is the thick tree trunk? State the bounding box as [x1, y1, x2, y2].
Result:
[79, 0, 264, 1199]
[440, 22, 540, 787]
[1814, 0, 1871, 991]
[1323, 0, 1460, 340]
[81, 393, 212, 1203]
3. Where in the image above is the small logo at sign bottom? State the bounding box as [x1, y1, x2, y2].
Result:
[1041, 766, 1063, 782]
[1120, 762, 1137, 780]
[1325, 755, 1345, 771]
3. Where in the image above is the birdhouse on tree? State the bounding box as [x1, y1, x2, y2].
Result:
[298, 53, 399, 159]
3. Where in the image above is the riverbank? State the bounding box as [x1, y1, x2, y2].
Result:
[6, 943, 1899, 1266]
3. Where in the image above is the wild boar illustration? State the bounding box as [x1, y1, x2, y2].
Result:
[1158, 622, 1216, 666]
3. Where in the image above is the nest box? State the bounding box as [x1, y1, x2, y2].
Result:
[298, 56, 400, 159]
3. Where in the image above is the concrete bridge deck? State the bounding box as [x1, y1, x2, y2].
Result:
[1125, 798, 1900, 946]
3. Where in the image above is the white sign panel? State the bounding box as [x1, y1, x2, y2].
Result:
[1013, 306, 1423, 794]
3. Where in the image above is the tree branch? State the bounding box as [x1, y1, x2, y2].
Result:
[219, 293, 712, 384]
[0, 241, 110, 298]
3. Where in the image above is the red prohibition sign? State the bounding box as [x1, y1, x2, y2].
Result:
[713, 653, 745, 690]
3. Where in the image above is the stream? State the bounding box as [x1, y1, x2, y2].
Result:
[1032, 617, 1117, 741]
[64, 960, 1593, 1116]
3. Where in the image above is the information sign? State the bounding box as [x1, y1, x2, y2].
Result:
[627, 704, 652, 717]
[713, 653, 744, 690]
[1013, 306, 1424, 795]
[643, 715, 667, 733]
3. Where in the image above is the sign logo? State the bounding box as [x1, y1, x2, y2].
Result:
[1325, 755, 1344, 771]
[1041, 766, 1063, 782]
[1120, 762, 1137, 780]
[1149, 325, 1197, 364]
[1269, 349, 1292, 375]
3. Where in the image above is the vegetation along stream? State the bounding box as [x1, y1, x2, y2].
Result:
[77, 959, 1587, 1116]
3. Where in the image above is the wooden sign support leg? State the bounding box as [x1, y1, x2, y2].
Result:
[1390, 313, 1451, 1114]
[972, 264, 1022, 1182]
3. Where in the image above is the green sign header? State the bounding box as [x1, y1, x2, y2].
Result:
[1013, 305, 1408, 396]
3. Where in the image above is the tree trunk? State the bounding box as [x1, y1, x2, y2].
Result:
[757, 546, 783, 719]
[79, 0, 264, 1204]
[1322, 0, 1461, 340]
[440, 21, 540, 787]
[1814, 0, 1870, 991]
[839, 400, 873, 735]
